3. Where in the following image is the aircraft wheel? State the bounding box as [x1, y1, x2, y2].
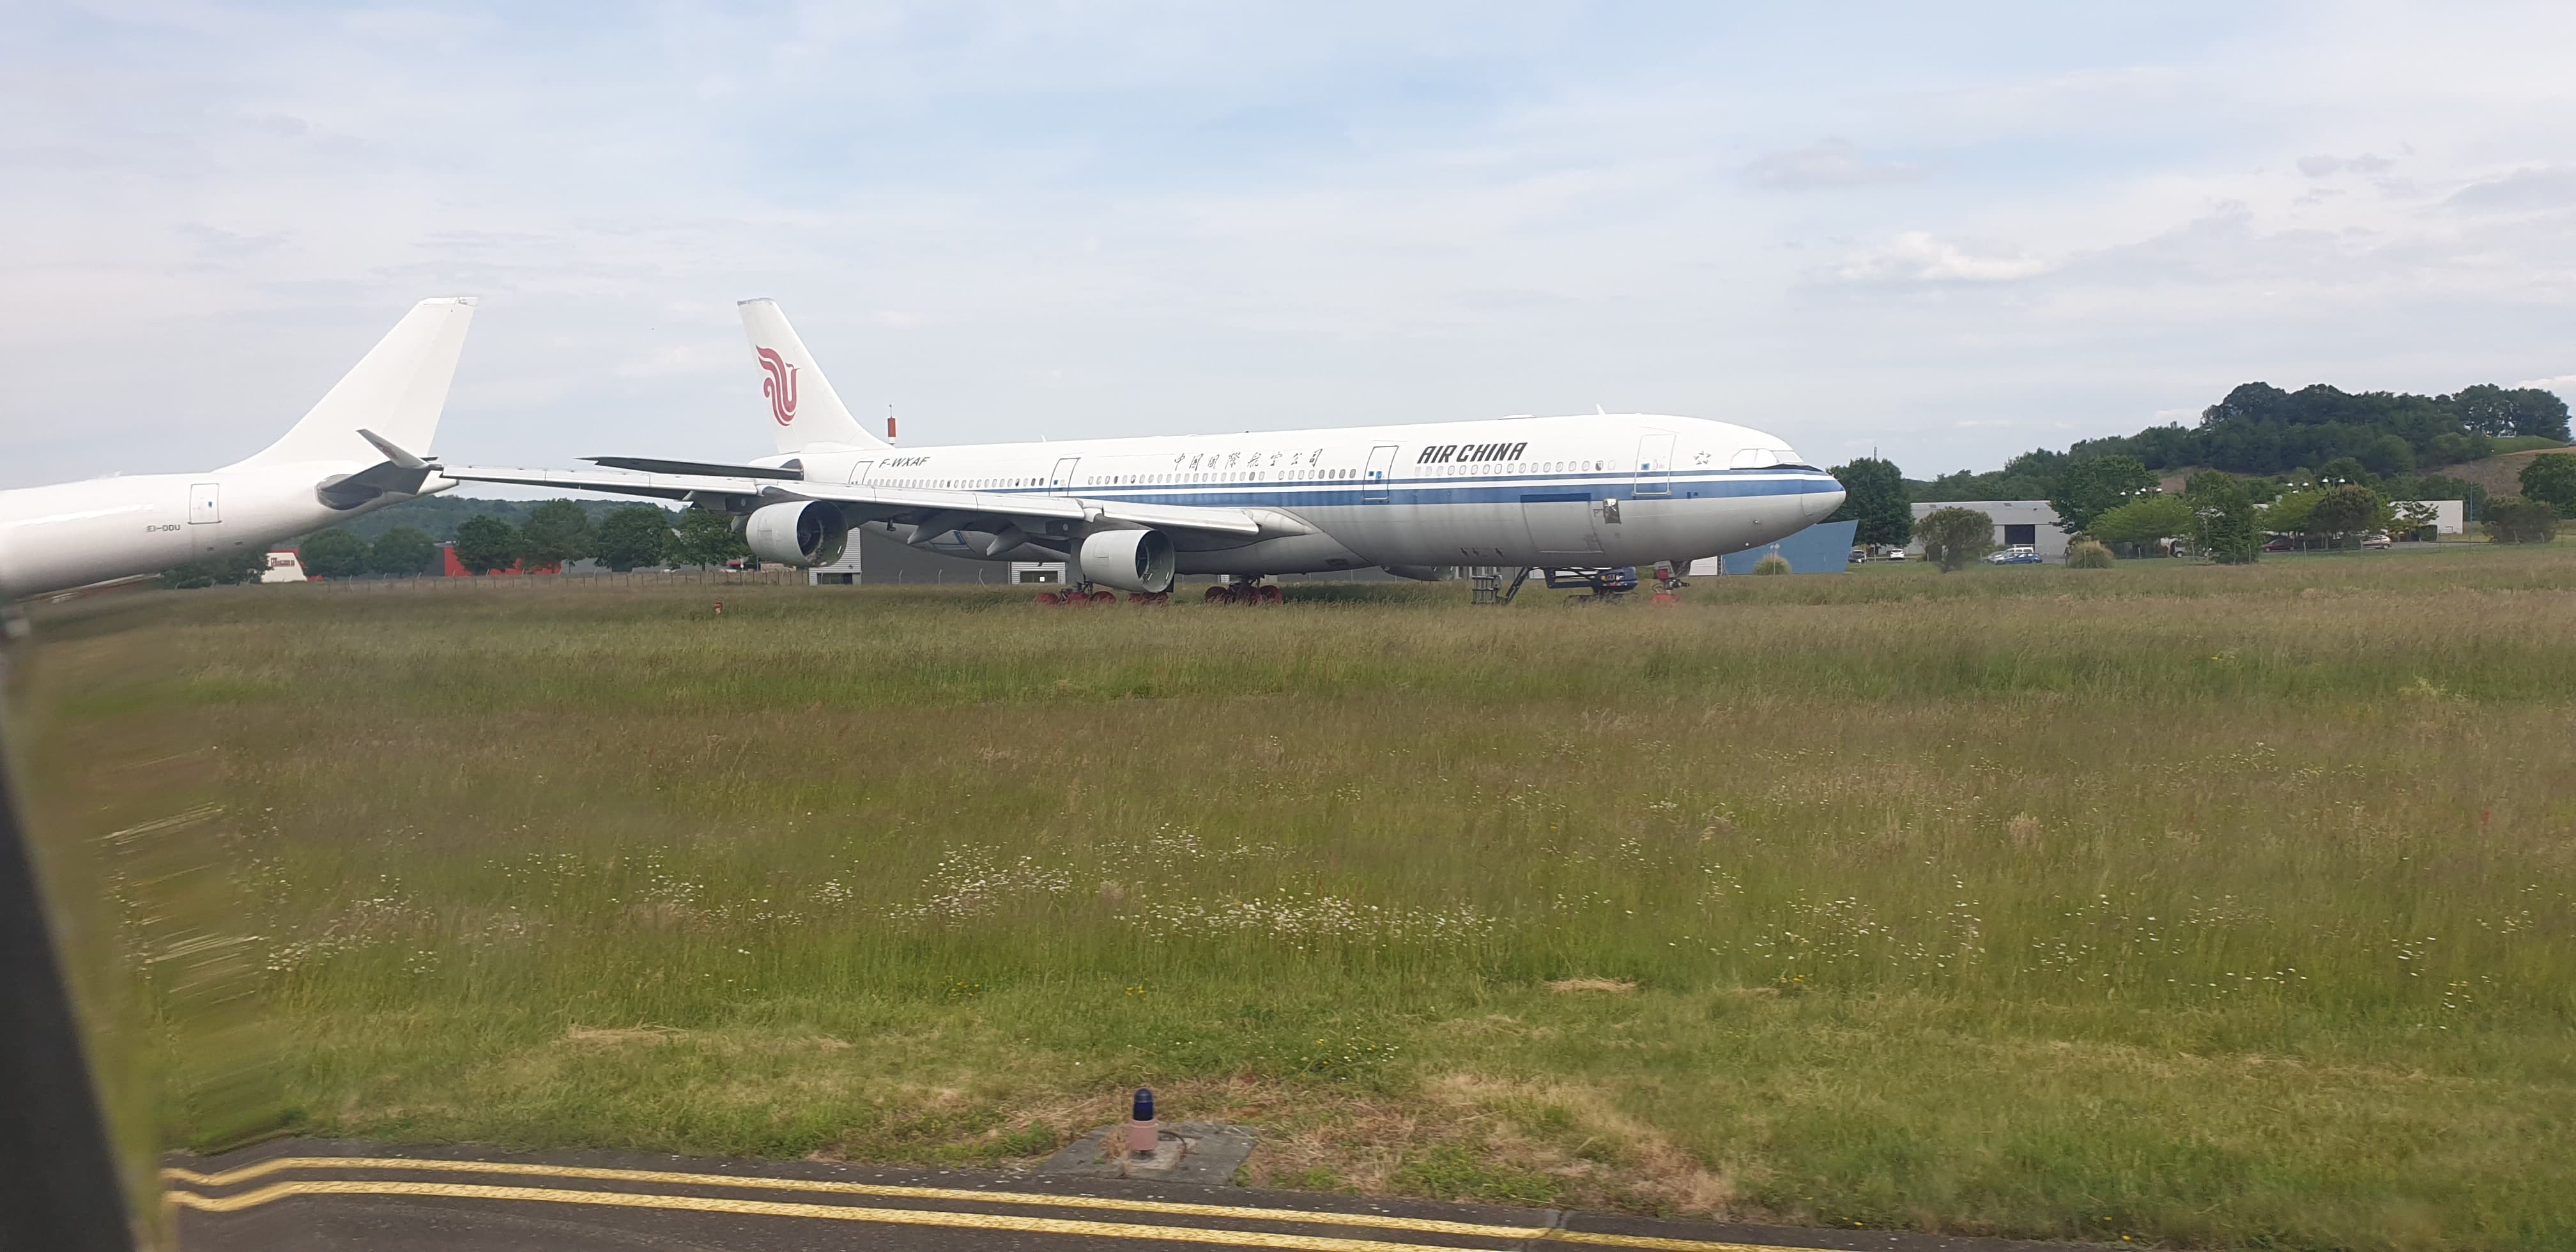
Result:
[1035, 591, 1062, 605]
[1090, 590, 1117, 604]
[1205, 585, 1234, 604]
[1259, 585, 1284, 605]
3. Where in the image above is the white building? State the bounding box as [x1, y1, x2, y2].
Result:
[260, 550, 309, 583]
[2387, 500, 2466, 537]
[808, 547, 863, 585]
[1908, 500, 2069, 560]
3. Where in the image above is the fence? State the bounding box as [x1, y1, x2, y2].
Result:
[302, 569, 813, 594]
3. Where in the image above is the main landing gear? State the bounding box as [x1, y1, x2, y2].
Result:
[1204, 578, 1284, 606]
[1034, 584, 1172, 606]
[1648, 561, 1685, 605]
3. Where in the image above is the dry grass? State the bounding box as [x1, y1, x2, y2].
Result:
[14, 544, 2576, 1251]
[1545, 978, 1637, 995]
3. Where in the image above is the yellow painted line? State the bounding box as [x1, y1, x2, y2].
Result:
[165, 1156, 1547, 1241]
[160, 1156, 1782, 1251]
[166, 1180, 1508, 1251]
[1549, 1235, 1787, 1252]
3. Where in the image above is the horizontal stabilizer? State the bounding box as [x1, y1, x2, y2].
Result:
[357, 428, 431, 470]
[587, 455, 803, 480]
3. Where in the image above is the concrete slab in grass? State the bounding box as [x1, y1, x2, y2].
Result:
[1037, 1123, 1255, 1186]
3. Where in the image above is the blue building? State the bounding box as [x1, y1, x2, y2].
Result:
[1713, 519, 1858, 574]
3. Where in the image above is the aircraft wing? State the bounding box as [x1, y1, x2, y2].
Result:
[439, 465, 1300, 541]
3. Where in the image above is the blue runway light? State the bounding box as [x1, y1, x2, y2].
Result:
[1132, 1087, 1154, 1122]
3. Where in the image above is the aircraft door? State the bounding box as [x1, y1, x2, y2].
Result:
[845, 461, 873, 484]
[1049, 457, 1081, 492]
[1361, 444, 1399, 503]
[188, 482, 221, 524]
[1632, 433, 1675, 499]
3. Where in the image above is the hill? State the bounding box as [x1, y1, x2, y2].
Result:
[1910, 380, 2569, 505]
[2435, 447, 2574, 499]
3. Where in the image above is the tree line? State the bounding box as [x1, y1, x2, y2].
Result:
[1831, 450, 2574, 570]
[289, 503, 752, 580]
[1911, 381, 2568, 507]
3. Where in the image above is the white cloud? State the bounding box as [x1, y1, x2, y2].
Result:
[2297, 152, 2395, 178]
[2448, 166, 2576, 212]
[1835, 233, 2050, 284]
[6, 3, 2576, 484]
[611, 339, 737, 380]
[1744, 138, 1921, 190]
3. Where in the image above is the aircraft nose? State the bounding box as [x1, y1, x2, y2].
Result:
[1802, 477, 1844, 521]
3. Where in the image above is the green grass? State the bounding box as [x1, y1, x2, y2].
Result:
[17, 546, 2576, 1250]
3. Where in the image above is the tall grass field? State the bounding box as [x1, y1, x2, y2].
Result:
[16, 547, 2576, 1250]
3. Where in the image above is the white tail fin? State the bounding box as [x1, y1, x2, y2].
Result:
[738, 298, 885, 454]
[231, 297, 477, 468]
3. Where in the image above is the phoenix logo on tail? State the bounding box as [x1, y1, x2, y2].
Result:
[756, 347, 799, 426]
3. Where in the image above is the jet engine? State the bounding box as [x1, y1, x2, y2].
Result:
[1074, 529, 1176, 593]
[741, 500, 850, 567]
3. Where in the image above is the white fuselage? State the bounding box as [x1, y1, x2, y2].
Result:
[0, 464, 443, 600]
[781, 413, 1842, 574]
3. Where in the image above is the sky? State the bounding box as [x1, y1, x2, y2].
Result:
[4, 1, 2573, 491]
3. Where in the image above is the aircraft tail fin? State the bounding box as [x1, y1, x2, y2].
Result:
[232, 297, 477, 468]
[738, 298, 885, 454]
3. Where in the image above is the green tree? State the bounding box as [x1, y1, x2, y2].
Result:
[2064, 539, 2115, 569]
[2519, 454, 2576, 519]
[666, 509, 749, 569]
[2309, 484, 2383, 548]
[514, 499, 595, 572]
[2315, 457, 2375, 489]
[1827, 457, 1912, 547]
[2261, 490, 2319, 548]
[1751, 553, 1792, 575]
[594, 506, 673, 572]
[297, 526, 369, 579]
[2457, 383, 2573, 439]
[2087, 495, 2198, 554]
[1915, 507, 1996, 572]
[2047, 455, 2156, 533]
[2482, 496, 2561, 544]
[367, 525, 436, 576]
[2361, 434, 2416, 477]
[452, 514, 520, 575]
[2186, 471, 2260, 564]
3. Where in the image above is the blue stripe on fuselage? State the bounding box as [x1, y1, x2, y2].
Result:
[901, 470, 1837, 511]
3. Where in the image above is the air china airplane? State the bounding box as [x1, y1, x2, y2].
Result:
[0, 298, 477, 601]
[444, 300, 1843, 601]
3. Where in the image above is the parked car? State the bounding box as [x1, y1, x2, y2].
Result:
[2263, 536, 2296, 552]
[2363, 532, 2392, 549]
[1986, 546, 2043, 565]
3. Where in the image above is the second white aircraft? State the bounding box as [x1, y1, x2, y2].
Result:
[449, 301, 1844, 599]
[0, 298, 476, 601]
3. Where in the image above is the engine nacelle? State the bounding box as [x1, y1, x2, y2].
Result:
[1074, 528, 1176, 593]
[741, 501, 850, 567]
